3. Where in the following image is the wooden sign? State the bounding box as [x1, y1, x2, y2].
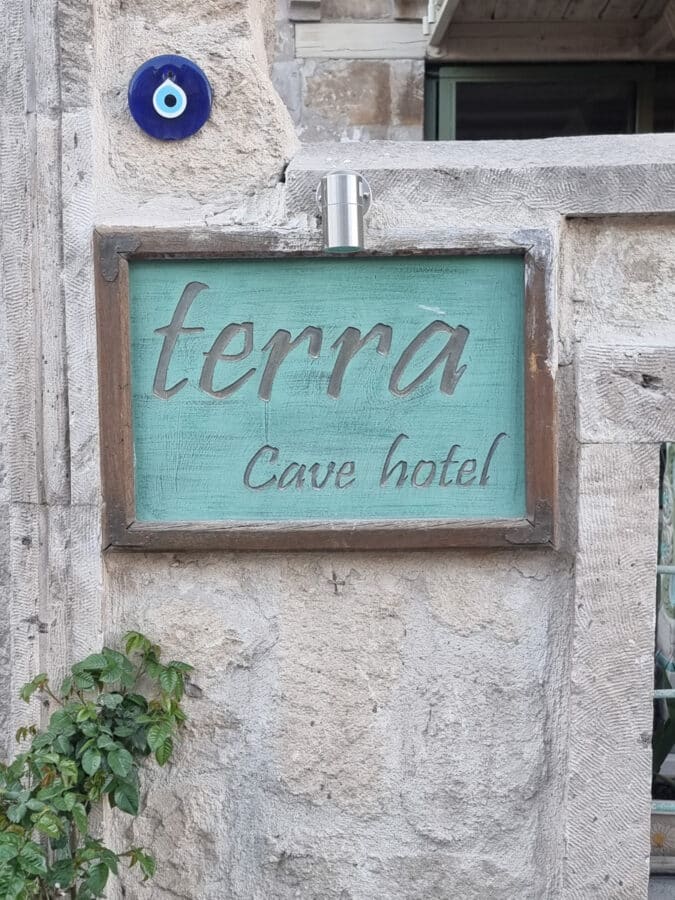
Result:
[96, 232, 556, 550]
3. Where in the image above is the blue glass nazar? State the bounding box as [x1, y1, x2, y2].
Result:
[128, 55, 212, 141]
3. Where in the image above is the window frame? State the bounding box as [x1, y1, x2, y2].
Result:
[425, 62, 659, 141]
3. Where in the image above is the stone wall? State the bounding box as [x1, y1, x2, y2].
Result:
[273, 0, 425, 141]
[2, 2, 675, 898]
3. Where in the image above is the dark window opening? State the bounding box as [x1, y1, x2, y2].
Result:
[425, 64, 675, 141]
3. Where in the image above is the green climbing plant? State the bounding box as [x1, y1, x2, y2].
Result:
[0, 632, 193, 899]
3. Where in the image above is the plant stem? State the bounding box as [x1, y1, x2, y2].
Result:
[69, 823, 78, 900]
[44, 686, 64, 708]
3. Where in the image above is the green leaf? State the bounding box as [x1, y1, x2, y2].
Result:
[34, 750, 59, 764]
[82, 748, 102, 776]
[0, 843, 19, 864]
[2, 874, 26, 900]
[48, 858, 76, 888]
[125, 693, 148, 709]
[124, 632, 142, 654]
[76, 703, 97, 724]
[77, 738, 94, 757]
[112, 780, 139, 816]
[0, 833, 22, 847]
[108, 747, 133, 778]
[100, 650, 133, 687]
[100, 692, 124, 709]
[159, 667, 179, 694]
[137, 850, 156, 880]
[119, 658, 137, 689]
[76, 654, 108, 672]
[33, 811, 63, 838]
[59, 675, 74, 696]
[100, 664, 122, 684]
[99, 848, 119, 875]
[113, 723, 134, 737]
[96, 733, 116, 750]
[54, 734, 73, 755]
[52, 791, 77, 812]
[74, 671, 96, 690]
[36, 780, 66, 801]
[85, 861, 109, 895]
[145, 656, 162, 679]
[167, 660, 194, 674]
[147, 722, 171, 752]
[49, 833, 70, 851]
[155, 735, 173, 767]
[19, 673, 48, 703]
[14, 725, 37, 744]
[49, 707, 77, 736]
[18, 841, 48, 876]
[6, 803, 27, 824]
[131, 728, 148, 753]
[58, 757, 79, 787]
[31, 732, 51, 750]
[72, 802, 88, 836]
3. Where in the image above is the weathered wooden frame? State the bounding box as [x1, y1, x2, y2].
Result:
[95, 229, 557, 551]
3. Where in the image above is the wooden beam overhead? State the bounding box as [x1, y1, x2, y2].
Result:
[295, 22, 428, 58]
[642, 0, 675, 54]
[427, 19, 670, 60]
[429, 0, 463, 47]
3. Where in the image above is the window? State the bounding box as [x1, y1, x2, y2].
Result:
[425, 64, 675, 141]
[652, 444, 675, 875]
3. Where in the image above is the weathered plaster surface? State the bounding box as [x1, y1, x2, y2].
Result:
[107, 549, 572, 899]
[1, 2, 674, 898]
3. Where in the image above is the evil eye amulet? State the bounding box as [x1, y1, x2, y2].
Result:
[128, 54, 212, 141]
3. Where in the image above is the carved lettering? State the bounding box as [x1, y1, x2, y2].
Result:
[258, 327, 322, 401]
[335, 461, 356, 489]
[328, 324, 392, 399]
[480, 433, 507, 485]
[153, 287, 474, 404]
[411, 460, 436, 488]
[309, 461, 336, 489]
[199, 322, 255, 398]
[380, 433, 409, 488]
[243, 445, 279, 490]
[439, 444, 460, 486]
[153, 281, 207, 399]
[389, 321, 469, 398]
[279, 462, 305, 490]
[456, 459, 477, 486]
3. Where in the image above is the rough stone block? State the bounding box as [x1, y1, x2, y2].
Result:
[562, 216, 675, 337]
[299, 58, 423, 141]
[391, 59, 424, 128]
[304, 59, 393, 137]
[564, 442, 659, 899]
[577, 339, 675, 443]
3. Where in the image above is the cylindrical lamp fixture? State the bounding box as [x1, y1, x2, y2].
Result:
[317, 170, 372, 253]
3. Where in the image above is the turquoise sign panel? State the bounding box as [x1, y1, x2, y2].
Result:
[128, 256, 526, 522]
